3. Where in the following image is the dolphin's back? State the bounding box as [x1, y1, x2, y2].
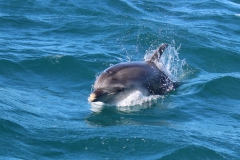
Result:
[102, 61, 175, 95]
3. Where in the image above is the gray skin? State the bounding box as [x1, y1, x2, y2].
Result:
[88, 43, 178, 104]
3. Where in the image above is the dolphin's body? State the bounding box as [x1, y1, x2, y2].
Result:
[88, 43, 178, 104]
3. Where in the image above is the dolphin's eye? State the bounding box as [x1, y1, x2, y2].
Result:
[117, 87, 125, 92]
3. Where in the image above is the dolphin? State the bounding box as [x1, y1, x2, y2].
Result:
[88, 43, 179, 104]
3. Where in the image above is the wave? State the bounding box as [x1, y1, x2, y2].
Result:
[0, 56, 89, 78]
[197, 75, 240, 100]
[0, 15, 52, 31]
[0, 118, 27, 137]
[180, 72, 240, 100]
[0, 56, 96, 93]
[160, 145, 227, 160]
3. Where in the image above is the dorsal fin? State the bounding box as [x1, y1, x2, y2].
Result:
[148, 43, 168, 63]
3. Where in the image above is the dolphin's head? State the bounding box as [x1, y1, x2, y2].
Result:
[88, 70, 133, 104]
[88, 63, 149, 104]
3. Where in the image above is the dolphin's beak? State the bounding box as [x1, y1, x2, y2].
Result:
[88, 92, 97, 102]
[88, 89, 108, 102]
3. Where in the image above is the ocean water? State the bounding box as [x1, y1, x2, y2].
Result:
[0, 0, 240, 159]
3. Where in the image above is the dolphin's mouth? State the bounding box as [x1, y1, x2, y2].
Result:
[88, 92, 98, 102]
[88, 89, 114, 102]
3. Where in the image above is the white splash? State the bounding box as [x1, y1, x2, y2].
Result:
[116, 90, 161, 106]
[144, 41, 186, 82]
[90, 102, 105, 113]
[90, 90, 163, 112]
[48, 55, 64, 64]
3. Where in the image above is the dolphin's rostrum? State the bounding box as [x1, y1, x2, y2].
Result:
[88, 43, 179, 104]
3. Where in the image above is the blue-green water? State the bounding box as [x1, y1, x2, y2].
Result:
[1, 0, 240, 159]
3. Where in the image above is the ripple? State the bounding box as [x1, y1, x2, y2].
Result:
[0, 118, 28, 136]
[160, 145, 226, 160]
